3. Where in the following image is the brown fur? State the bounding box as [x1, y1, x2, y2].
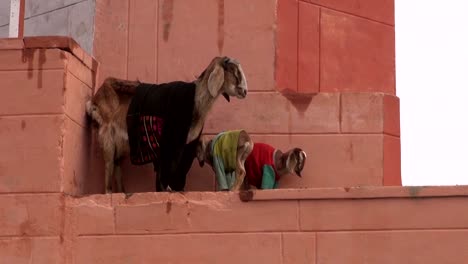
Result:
[86, 57, 248, 193]
[273, 148, 307, 179]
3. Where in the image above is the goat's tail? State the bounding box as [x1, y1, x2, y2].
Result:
[85, 100, 103, 126]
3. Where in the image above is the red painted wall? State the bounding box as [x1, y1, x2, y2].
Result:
[0, 37, 97, 195]
[92, 0, 400, 193]
[0, 0, 410, 262]
[277, 0, 395, 94]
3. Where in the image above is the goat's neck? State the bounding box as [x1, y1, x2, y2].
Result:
[186, 85, 217, 143]
[194, 87, 216, 122]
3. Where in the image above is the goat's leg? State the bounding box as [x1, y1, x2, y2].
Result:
[242, 173, 251, 191]
[115, 163, 124, 193]
[102, 132, 116, 194]
[104, 160, 114, 194]
[153, 161, 163, 192]
[232, 137, 253, 191]
[155, 173, 163, 192]
[232, 160, 246, 191]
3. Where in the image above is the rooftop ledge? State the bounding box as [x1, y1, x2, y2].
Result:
[240, 185, 468, 201]
[0, 36, 98, 72]
[73, 186, 468, 203]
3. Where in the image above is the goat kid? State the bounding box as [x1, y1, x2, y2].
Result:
[86, 57, 248, 193]
[197, 133, 307, 190]
[196, 130, 253, 191]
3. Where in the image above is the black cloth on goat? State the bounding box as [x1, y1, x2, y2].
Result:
[127, 81, 201, 191]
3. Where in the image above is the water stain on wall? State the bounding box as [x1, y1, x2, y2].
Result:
[217, 0, 225, 54]
[162, 0, 174, 42]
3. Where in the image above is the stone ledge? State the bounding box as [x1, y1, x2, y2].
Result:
[0, 36, 98, 73]
[68, 186, 468, 236]
[243, 185, 468, 201]
[71, 185, 468, 202]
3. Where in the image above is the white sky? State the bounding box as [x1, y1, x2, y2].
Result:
[396, 0, 468, 185]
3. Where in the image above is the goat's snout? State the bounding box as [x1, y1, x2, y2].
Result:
[241, 89, 247, 98]
[237, 87, 247, 99]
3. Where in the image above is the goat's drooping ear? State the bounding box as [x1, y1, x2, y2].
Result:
[287, 148, 307, 177]
[196, 137, 207, 167]
[207, 64, 225, 99]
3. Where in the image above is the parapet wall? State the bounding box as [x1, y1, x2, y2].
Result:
[2, 186, 468, 263]
[0, 37, 98, 195]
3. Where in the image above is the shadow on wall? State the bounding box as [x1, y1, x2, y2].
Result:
[282, 92, 317, 113]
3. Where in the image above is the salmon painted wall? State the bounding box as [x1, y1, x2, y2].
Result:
[92, 0, 400, 193]
[0, 37, 98, 195]
[3, 173, 468, 263]
[0, 13, 467, 264]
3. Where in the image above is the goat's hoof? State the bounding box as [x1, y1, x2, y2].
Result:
[239, 190, 254, 202]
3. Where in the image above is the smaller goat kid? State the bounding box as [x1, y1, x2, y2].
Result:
[86, 57, 247, 193]
[197, 131, 307, 190]
[196, 130, 253, 191]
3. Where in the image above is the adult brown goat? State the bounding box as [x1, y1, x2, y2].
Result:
[86, 57, 248, 193]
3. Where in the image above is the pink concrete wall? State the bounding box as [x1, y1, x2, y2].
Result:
[276, 0, 395, 94]
[0, 37, 98, 195]
[3, 184, 468, 263]
[0, 33, 460, 264]
[0, 0, 400, 259]
[92, 0, 400, 193]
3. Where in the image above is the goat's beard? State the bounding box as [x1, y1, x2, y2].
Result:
[222, 92, 230, 102]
